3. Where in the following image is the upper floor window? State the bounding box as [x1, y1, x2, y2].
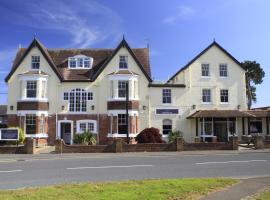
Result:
[202, 89, 211, 103]
[63, 89, 93, 112]
[68, 56, 93, 69]
[201, 64, 210, 77]
[26, 81, 37, 98]
[118, 80, 127, 98]
[162, 89, 171, 104]
[119, 55, 128, 69]
[219, 64, 228, 77]
[220, 89, 229, 103]
[31, 55, 40, 69]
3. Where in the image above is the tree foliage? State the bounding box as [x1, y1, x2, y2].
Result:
[241, 61, 265, 109]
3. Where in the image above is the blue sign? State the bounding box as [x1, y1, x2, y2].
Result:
[0, 129, 19, 141]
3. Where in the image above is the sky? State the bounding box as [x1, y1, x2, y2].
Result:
[0, 0, 269, 107]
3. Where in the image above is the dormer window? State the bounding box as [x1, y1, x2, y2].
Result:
[68, 55, 93, 69]
[31, 55, 40, 69]
[119, 55, 128, 69]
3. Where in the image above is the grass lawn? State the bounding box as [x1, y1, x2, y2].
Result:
[0, 178, 237, 200]
[254, 188, 270, 200]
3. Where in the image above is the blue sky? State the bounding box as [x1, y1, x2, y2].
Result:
[0, 0, 269, 107]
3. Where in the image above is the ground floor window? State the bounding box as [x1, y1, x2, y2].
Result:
[250, 118, 262, 134]
[118, 114, 127, 134]
[25, 114, 36, 134]
[162, 119, 172, 135]
[200, 118, 213, 135]
[39, 114, 45, 133]
[76, 120, 97, 133]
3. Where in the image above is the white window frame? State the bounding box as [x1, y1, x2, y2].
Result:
[76, 120, 97, 134]
[119, 55, 128, 69]
[220, 89, 229, 104]
[201, 63, 210, 78]
[68, 56, 93, 69]
[162, 88, 172, 104]
[31, 55, 40, 70]
[162, 119, 172, 136]
[26, 80, 37, 98]
[118, 80, 127, 98]
[219, 63, 228, 77]
[202, 89, 212, 104]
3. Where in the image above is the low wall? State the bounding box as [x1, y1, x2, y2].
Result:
[123, 143, 175, 152]
[0, 145, 25, 154]
[0, 138, 36, 154]
[183, 142, 232, 151]
[55, 137, 238, 153]
[264, 140, 270, 148]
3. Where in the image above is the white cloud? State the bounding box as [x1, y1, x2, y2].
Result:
[163, 6, 195, 25]
[8, 0, 123, 48]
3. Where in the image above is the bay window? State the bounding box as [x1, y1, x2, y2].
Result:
[25, 114, 36, 134]
[26, 81, 37, 98]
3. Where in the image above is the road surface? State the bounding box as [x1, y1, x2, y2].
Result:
[0, 150, 269, 189]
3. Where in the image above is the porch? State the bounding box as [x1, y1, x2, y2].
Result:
[187, 110, 255, 142]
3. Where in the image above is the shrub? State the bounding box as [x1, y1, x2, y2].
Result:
[168, 130, 183, 143]
[73, 131, 96, 145]
[136, 127, 165, 143]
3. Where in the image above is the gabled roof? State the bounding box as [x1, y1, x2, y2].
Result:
[5, 37, 152, 82]
[5, 38, 63, 82]
[168, 41, 245, 82]
[91, 37, 152, 82]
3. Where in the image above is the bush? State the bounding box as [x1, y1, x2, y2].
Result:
[136, 127, 165, 143]
[168, 131, 183, 143]
[73, 131, 96, 145]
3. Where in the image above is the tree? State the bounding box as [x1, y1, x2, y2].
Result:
[241, 61, 265, 109]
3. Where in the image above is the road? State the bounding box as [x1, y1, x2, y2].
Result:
[0, 150, 270, 189]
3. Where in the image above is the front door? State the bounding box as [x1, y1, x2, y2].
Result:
[214, 120, 228, 142]
[60, 123, 72, 145]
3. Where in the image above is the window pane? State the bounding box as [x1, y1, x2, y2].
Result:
[162, 119, 172, 135]
[220, 89, 229, 102]
[26, 114, 36, 134]
[26, 81, 37, 98]
[202, 89, 211, 102]
[118, 81, 127, 98]
[69, 58, 76, 68]
[201, 64, 210, 77]
[119, 55, 128, 69]
[31, 56, 40, 69]
[69, 89, 87, 112]
[84, 58, 90, 68]
[162, 89, 171, 104]
[219, 64, 228, 77]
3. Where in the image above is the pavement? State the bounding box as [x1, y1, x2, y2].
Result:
[0, 150, 269, 191]
[201, 177, 270, 200]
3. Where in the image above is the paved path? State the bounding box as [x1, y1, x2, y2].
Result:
[0, 150, 269, 189]
[201, 177, 270, 200]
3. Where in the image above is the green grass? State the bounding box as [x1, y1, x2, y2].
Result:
[0, 178, 237, 200]
[254, 189, 270, 200]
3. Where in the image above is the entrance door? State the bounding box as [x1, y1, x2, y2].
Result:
[60, 123, 72, 145]
[214, 120, 228, 142]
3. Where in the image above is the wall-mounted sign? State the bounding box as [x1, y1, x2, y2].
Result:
[0, 128, 19, 141]
[156, 109, 179, 115]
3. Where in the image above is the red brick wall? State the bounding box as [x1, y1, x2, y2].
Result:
[7, 114, 19, 127]
[47, 115, 56, 145]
